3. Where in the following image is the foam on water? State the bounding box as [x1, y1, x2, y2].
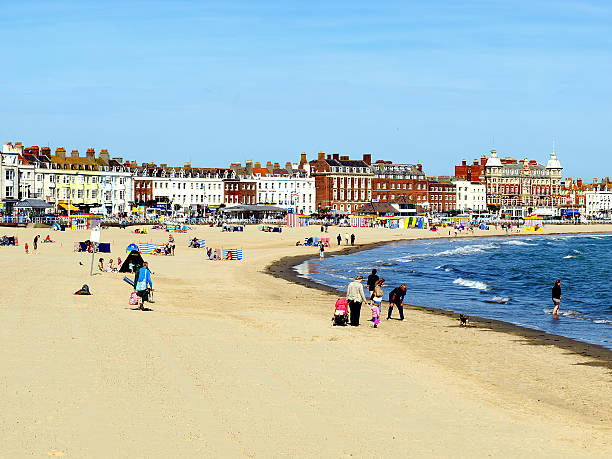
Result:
[304, 233, 612, 350]
[453, 277, 488, 290]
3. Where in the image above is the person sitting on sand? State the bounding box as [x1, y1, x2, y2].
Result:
[98, 258, 105, 272]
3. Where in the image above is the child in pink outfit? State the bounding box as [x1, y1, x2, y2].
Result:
[370, 303, 380, 328]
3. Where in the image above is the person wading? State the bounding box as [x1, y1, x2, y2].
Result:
[552, 279, 562, 317]
[346, 275, 370, 326]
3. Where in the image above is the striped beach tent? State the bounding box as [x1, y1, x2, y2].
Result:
[138, 243, 165, 254]
[222, 249, 243, 260]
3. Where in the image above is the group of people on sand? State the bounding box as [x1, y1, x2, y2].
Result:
[336, 233, 356, 246]
[345, 269, 407, 328]
[24, 234, 52, 254]
[98, 257, 122, 273]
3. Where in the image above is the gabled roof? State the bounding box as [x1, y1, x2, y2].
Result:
[354, 202, 399, 215]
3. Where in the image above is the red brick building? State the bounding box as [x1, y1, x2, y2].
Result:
[306, 152, 373, 214]
[428, 177, 456, 212]
[134, 179, 153, 204]
[454, 156, 486, 182]
[370, 161, 428, 205]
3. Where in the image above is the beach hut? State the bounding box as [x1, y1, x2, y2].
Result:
[69, 214, 102, 230]
[522, 215, 545, 231]
[286, 213, 310, 228]
[349, 215, 373, 228]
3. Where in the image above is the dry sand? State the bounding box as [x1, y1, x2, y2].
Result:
[1, 223, 611, 458]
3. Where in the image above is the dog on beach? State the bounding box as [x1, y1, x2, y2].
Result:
[459, 314, 469, 327]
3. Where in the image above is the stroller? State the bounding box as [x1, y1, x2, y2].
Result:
[332, 298, 349, 326]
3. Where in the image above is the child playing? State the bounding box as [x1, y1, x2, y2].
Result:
[370, 302, 380, 328]
[25, 243, 29, 254]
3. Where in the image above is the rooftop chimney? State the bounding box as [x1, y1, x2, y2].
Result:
[30, 146, 40, 158]
[577, 178, 583, 188]
[41, 146, 51, 157]
[318, 151, 325, 161]
[99, 149, 110, 163]
[462, 159, 467, 166]
[254, 161, 261, 169]
[71, 149, 79, 158]
[55, 147, 66, 158]
[363, 153, 372, 165]
[332, 153, 339, 160]
[300, 152, 307, 165]
[473, 159, 478, 165]
[86, 148, 95, 160]
[184, 162, 191, 168]
[340, 155, 349, 160]
[416, 164, 423, 171]
[285, 162, 293, 171]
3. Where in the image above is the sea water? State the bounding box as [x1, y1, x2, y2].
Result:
[295, 233, 612, 350]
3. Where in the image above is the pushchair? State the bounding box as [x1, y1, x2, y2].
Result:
[332, 298, 349, 326]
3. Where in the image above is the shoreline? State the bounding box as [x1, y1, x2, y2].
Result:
[266, 230, 612, 369]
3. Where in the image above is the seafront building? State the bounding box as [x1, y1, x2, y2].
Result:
[484, 150, 563, 218]
[453, 179, 486, 212]
[427, 177, 456, 212]
[4, 140, 601, 220]
[303, 152, 374, 215]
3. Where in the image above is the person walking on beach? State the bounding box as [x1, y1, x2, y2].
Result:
[337, 234, 342, 246]
[350, 233, 355, 246]
[319, 242, 325, 260]
[135, 261, 153, 310]
[387, 284, 406, 321]
[367, 269, 379, 299]
[346, 275, 369, 326]
[33, 235, 40, 253]
[168, 235, 175, 256]
[552, 279, 562, 317]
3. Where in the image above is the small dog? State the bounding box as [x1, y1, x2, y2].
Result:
[459, 314, 469, 327]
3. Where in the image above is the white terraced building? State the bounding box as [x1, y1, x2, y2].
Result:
[585, 190, 612, 218]
[453, 179, 486, 212]
[255, 174, 316, 214]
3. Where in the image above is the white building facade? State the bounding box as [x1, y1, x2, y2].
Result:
[255, 174, 316, 214]
[585, 190, 612, 218]
[454, 180, 486, 212]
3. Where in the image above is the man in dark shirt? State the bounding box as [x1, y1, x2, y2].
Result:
[552, 279, 562, 317]
[366, 269, 379, 299]
[388, 284, 407, 321]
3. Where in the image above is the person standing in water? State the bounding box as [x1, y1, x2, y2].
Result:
[552, 279, 562, 317]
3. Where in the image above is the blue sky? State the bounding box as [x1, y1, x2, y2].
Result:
[1, 0, 610, 178]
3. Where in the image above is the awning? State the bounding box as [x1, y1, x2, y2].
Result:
[57, 203, 80, 211]
[13, 199, 53, 209]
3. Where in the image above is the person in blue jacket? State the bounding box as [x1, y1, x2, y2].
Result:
[135, 261, 153, 310]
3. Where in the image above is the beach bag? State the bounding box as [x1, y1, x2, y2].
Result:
[129, 291, 139, 305]
[136, 280, 147, 292]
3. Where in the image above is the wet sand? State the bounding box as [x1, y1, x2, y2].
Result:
[1, 223, 611, 457]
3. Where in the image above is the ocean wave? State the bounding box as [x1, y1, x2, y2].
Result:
[453, 277, 488, 290]
[503, 240, 536, 246]
[484, 296, 511, 304]
[563, 255, 574, 259]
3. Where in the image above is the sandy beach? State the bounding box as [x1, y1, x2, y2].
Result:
[1, 223, 612, 458]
